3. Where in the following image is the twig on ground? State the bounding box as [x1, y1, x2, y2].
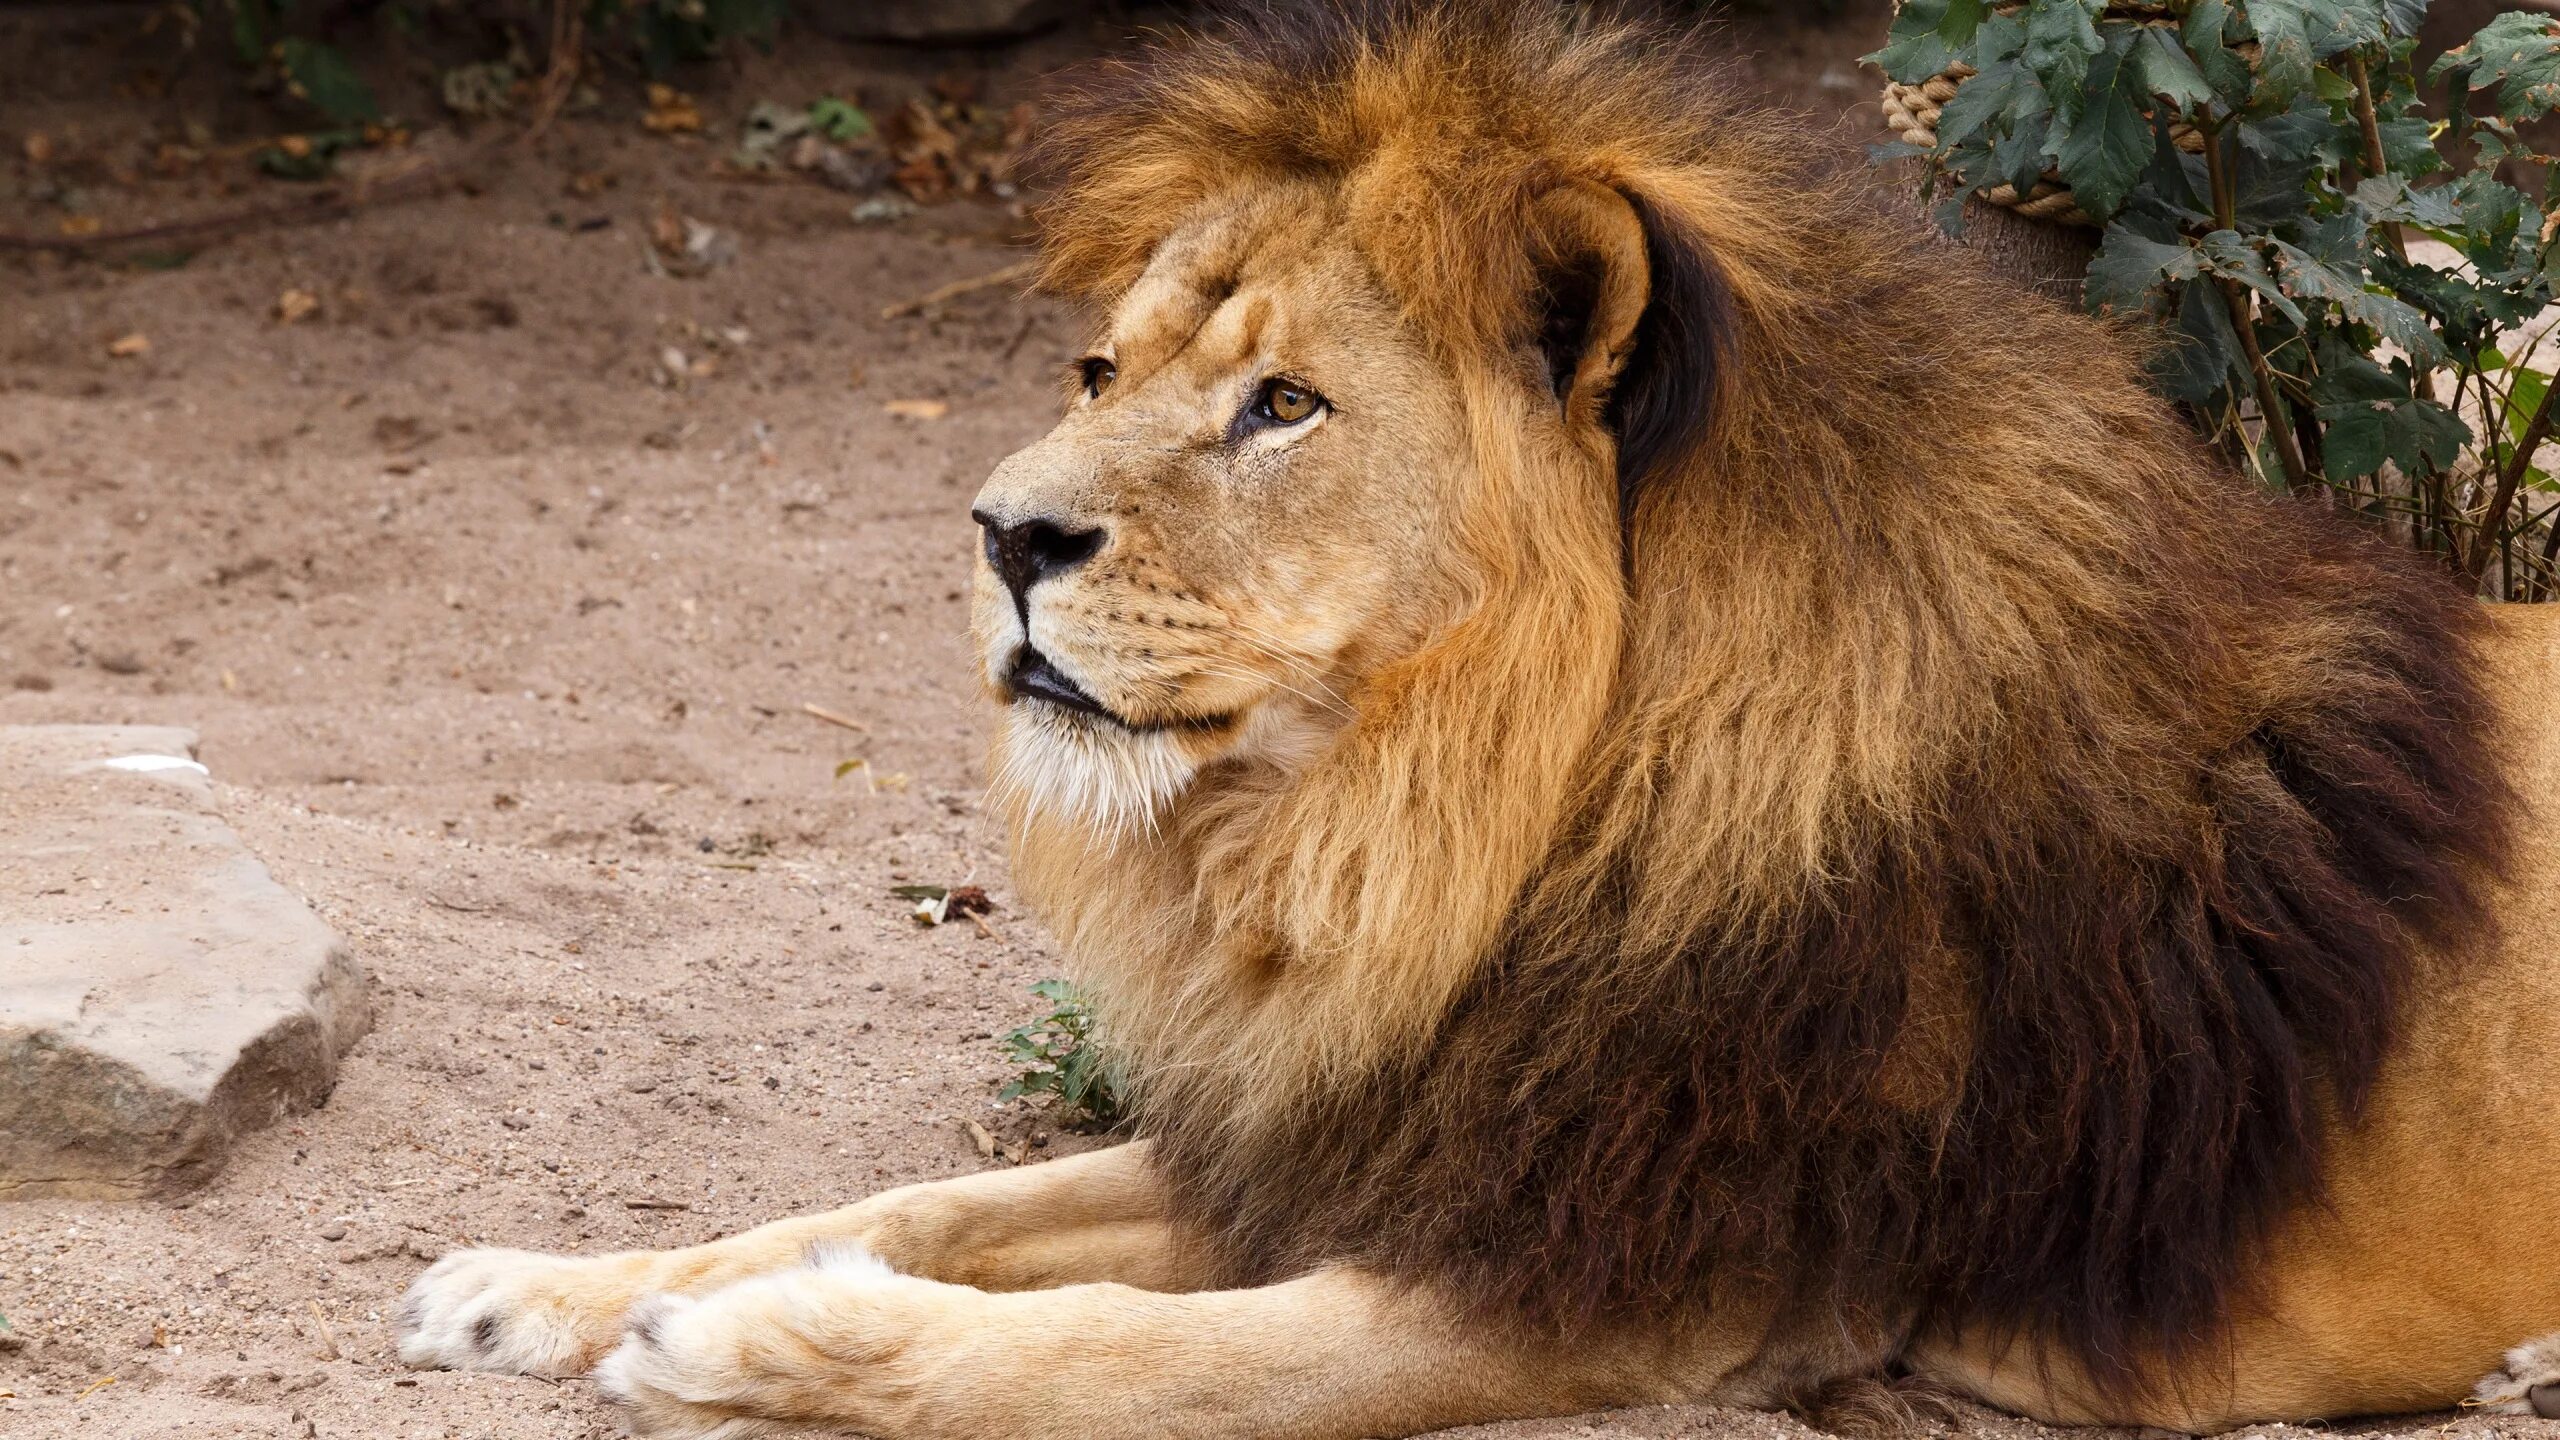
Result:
[880, 260, 1040, 320]
[1001, 313, 1039, 362]
[801, 701, 870, 734]
[305, 1301, 341, 1361]
[623, 1197, 692, 1211]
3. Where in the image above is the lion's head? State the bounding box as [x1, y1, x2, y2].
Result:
[968, 181, 1511, 834]
[971, 0, 2514, 1399]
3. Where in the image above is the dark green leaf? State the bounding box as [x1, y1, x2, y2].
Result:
[2429, 12, 2560, 119]
[2236, 94, 2344, 166]
[2087, 225, 2204, 316]
[2159, 276, 2252, 402]
[2270, 237, 2448, 364]
[1936, 57, 2030, 149]
[2352, 174, 2461, 229]
[2248, 0, 2323, 108]
[2184, 0, 2255, 107]
[2022, 0, 2105, 116]
[2376, 115, 2445, 177]
[2048, 35, 2152, 219]
[277, 38, 380, 124]
[1868, 0, 1991, 83]
[2315, 392, 2469, 482]
[2128, 26, 2216, 113]
[2197, 229, 2307, 325]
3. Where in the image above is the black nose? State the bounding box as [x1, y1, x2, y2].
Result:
[971, 510, 1106, 610]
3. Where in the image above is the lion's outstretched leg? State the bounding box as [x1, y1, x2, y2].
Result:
[2473, 1334, 2560, 1418]
[592, 1260, 1774, 1440]
[395, 1141, 1201, 1377]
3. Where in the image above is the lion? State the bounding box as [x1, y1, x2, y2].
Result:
[394, 5, 2560, 1438]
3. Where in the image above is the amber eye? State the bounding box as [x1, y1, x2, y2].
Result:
[1077, 356, 1117, 399]
[1254, 378, 1322, 425]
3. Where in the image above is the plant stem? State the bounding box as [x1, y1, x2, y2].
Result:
[2201, 118, 2316, 495]
[2347, 54, 2411, 265]
[2536, 501, 2560, 600]
[2468, 371, 2560, 581]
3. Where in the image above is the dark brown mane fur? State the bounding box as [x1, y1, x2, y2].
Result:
[1028, 0, 2518, 1396]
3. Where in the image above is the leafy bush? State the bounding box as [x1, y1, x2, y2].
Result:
[996, 980, 1124, 1128]
[1873, 0, 2560, 599]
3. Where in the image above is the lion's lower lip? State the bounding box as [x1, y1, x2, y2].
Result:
[1010, 650, 1114, 720]
[1005, 649, 1238, 736]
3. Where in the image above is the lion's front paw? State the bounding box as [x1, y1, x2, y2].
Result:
[395, 1246, 655, 1377]
[594, 1292, 781, 1440]
[2473, 1332, 2560, 1417]
[596, 1246, 925, 1440]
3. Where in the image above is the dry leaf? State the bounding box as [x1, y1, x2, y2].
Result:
[23, 132, 51, 164]
[643, 83, 703, 135]
[964, 1118, 998, 1159]
[884, 398, 948, 421]
[275, 289, 320, 325]
[647, 201, 733, 278]
[58, 214, 101, 237]
[106, 333, 150, 359]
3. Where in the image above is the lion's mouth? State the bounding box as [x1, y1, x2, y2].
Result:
[1008, 648, 1115, 720]
[1005, 647, 1237, 736]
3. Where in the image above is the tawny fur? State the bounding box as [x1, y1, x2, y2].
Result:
[1013, 0, 2517, 1394]
[391, 8, 2560, 1438]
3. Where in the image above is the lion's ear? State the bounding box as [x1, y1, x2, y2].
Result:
[1526, 181, 1654, 426]
[1529, 183, 1735, 503]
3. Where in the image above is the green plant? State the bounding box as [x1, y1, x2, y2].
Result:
[996, 980, 1123, 1128]
[807, 96, 874, 141]
[1872, 0, 2560, 599]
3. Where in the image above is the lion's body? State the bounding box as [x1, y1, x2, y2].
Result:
[393, 8, 2560, 1438]
[1926, 601, 2560, 1427]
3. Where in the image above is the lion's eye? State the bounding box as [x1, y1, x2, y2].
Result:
[1077, 357, 1117, 399]
[1253, 378, 1323, 426]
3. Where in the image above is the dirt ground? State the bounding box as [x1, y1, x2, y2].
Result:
[0, 5, 2543, 1439]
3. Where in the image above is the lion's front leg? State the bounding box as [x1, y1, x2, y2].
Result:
[594, 1261, 1774, 1440]
[396, 1140, 1196, 1377]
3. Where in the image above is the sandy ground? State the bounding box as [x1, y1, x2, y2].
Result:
[0, 5, 2542, 1439]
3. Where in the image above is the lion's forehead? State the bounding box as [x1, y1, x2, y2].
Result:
[1106, 191, 1368, 378]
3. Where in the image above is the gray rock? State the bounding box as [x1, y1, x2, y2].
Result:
[0, 726, 369, 1199]
[817, 0, 1070, 43]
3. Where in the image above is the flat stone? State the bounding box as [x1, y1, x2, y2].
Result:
[0, 726, 369, 1199]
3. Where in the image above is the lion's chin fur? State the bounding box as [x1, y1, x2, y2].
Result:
[1008, 0, 2522, 1407]
[992, 702, 1200, 842]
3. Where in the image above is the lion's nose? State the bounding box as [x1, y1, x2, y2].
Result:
[971, 510, 1107, 611]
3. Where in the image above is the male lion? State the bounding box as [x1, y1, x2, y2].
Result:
[397, 6, 2560, 1438]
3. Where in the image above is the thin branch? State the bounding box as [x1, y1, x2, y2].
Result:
[2468, 368, 2560, 580]
[2347, 54, 2411, 265]
[2202, 117, 2314, 495]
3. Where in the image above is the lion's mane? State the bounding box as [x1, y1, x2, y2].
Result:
[1016, 0, 2516, 1393]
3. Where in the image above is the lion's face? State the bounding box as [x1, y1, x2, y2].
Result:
[971, 191, 1475, 832]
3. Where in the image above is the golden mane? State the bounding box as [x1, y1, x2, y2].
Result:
[1012, 0, 2516, 1394]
